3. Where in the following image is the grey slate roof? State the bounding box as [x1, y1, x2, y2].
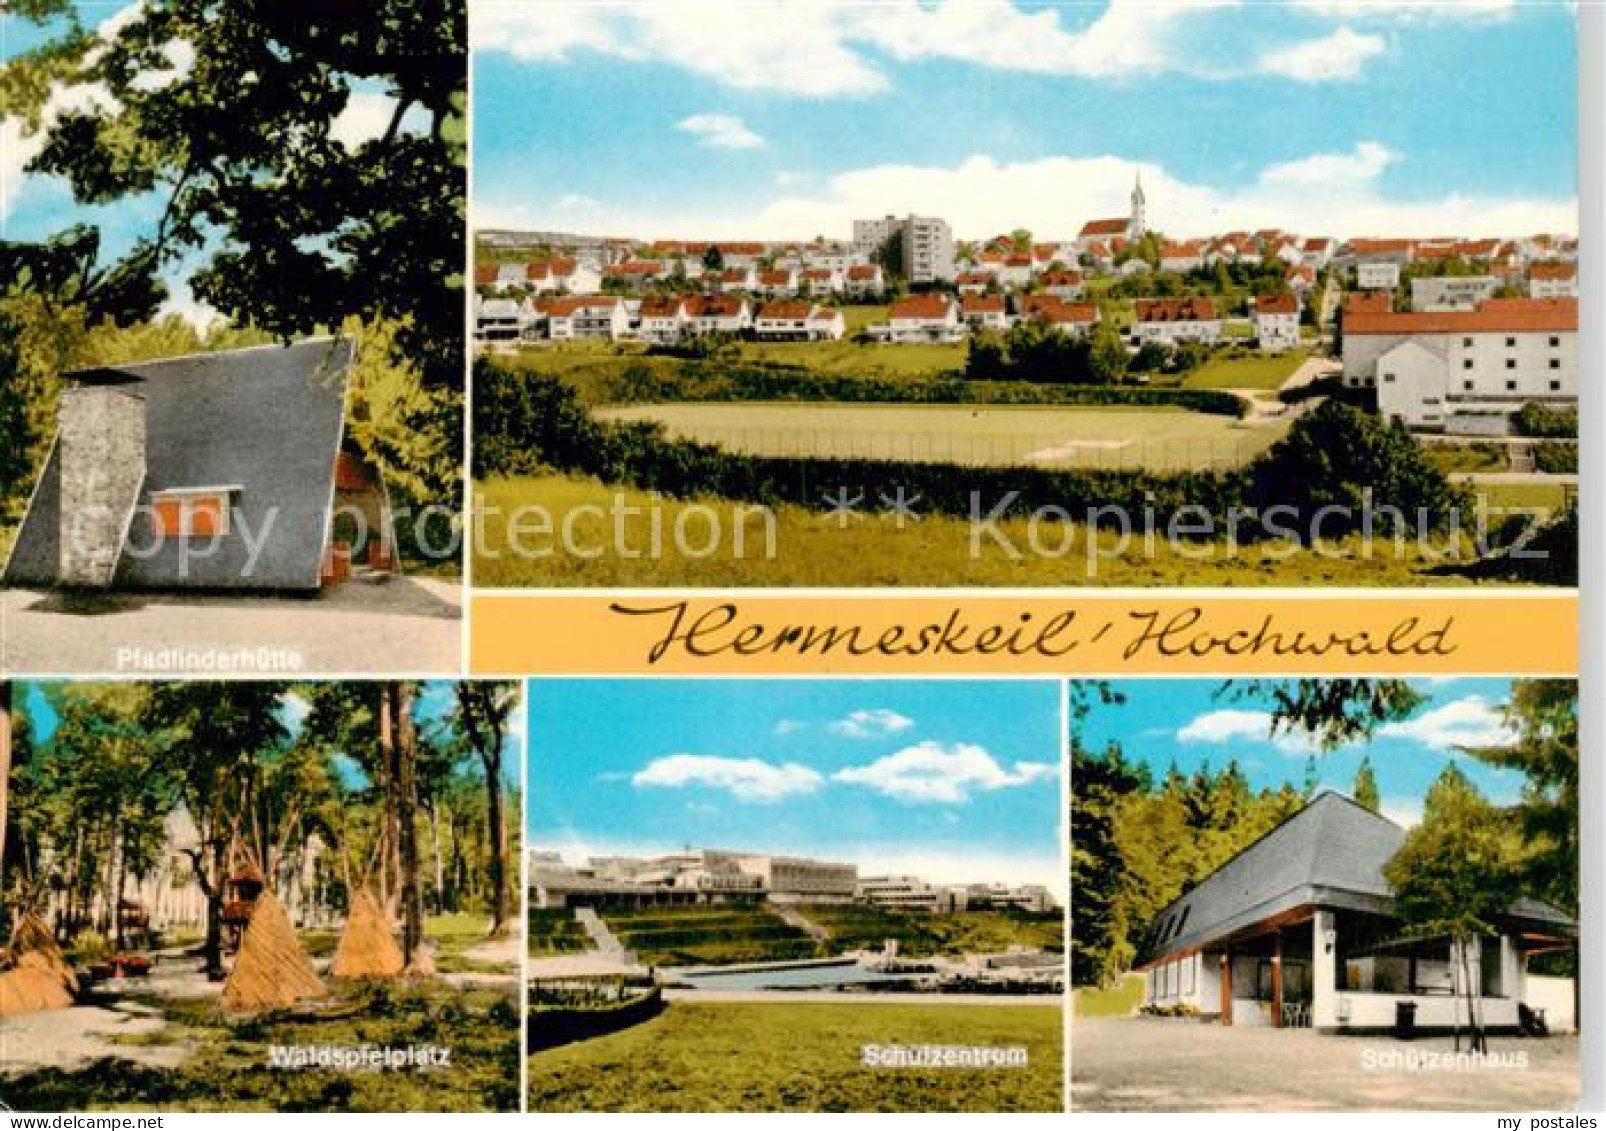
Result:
[4, 338, 354, 592]
[1142, 791, 1575, 965]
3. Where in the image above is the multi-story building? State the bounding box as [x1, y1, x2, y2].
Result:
[1253, 292, 1301, 352]
[1341, 297, 1577, 431]
[1529, 262, 1578, 299]
[1356, 261, 1401, 291]
[1411, 275, 1499, 312]
[1132, 297, 1221, 346]
[852, 214, 955, 285]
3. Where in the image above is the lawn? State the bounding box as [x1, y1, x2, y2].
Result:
[1421, 442, 1511, 475]
[601, 905, 817, 966]
[526, 1000, 1063, 1112]
[593, 401, 1285, 472]
[472, 473, 1508, 588]
[1, 981, 521, 1113]
[1470, 482, 1575, 513]
[1073, 973, 1145, 1019]
[1176, 350, 1308, 391]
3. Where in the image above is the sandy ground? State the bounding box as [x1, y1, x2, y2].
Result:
[1071, 1017, 1579, 1112]
[464, 935, 522, 966]
[2, 573, 462, 674]
[0, 1001, 186, 1075]
[527, 955, 648, 979]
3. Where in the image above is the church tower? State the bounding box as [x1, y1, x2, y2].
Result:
[1129, 170, 1147, 240]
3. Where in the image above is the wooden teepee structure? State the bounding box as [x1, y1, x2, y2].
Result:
[0, 912, 77, 1018]
[218, 890, 327, 1016]
[330, 888, 405, 980]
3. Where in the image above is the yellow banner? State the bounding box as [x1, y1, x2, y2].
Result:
[469, 592, 1578, 676]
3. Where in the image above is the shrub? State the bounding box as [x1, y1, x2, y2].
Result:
[1513, 402, 1578, 438]
[1531, 441, 1578, 475]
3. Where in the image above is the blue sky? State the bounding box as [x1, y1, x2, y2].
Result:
[1074, 677, 1538, 827]
[472, 0, 1577, 240]
[526, 679, 1063, 892]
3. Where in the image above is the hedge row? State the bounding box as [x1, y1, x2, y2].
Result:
[578, 361, 1249, 418]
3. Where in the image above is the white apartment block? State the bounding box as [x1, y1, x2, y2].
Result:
[852, 213, 956, 285]
[1356, 261, 1401, 291]
[1411, 275, 1499, 312]
[1132, 298, 1221, 346]
[1342, 298, 1577, 431]
[1253, 293, 1301, 352]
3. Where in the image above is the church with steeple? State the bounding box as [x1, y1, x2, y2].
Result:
[1077, 168, 1148, 248]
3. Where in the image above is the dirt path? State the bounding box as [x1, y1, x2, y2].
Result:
[0, 1002, 188, 1075]
[1073, 1017, 1578, 1111]
[2, 575, 462, 674]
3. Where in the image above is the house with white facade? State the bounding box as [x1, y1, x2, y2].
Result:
[875, 294, 964, 343]
[568, 296, 630, 340]
[1132, 297, 1221, 346]
[1357, 261, 1401, 291]
[603, 260, 666, 291]
[1139, 793, 1575, 1034]
[1253, 292, 1301, 352]
[844, 264, 885, 299]
[637, 295, 691, 344]
[474, 296, 526, 343]
[526, 257, 601, 295]
[960, 294, 1011, 333]
[1411, 275, 1500, 312]
[1038, 270, 1085, 300]
[798, 267, 842, 297]
[1017, 295, 1099, 336]
[956, 270, 994, 295]
[757, 268, 798, 297]
[1160, 240, 1205, 273]
[1529, 262, 1577, 299]
[1342, 297, 1577, 432]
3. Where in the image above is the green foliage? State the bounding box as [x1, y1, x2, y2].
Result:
[1531, 442, 1577, 475]
[1070, 740, 1304, 988]
[1513, 403, 1578, 439]
[1354, 756, 1381, 813]
[964, 320, 1129, 385]
[1245, 399, 1468, 538]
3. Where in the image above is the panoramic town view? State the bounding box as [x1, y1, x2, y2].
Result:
[1071, 678, 1579, 1112]
[469, 2, 1578, 587]
[523, 679, 1065, 1112]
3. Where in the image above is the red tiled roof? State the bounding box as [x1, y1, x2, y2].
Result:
[639, 295, 687, 318]
[758, 270, 793, 286]
[1344, 292, 1391, 315]
[474, 264, 498, 286]
[846, 265, 881, 280]
[1256, 292, 1300, 315]
[608, 260, 663, 276]
[1019, 295, 1096, 324]
[1004, 253, 1032, 268]
[1039, 270, 1083, 286]
[757, 300, 811, 320]
[690, 294, 746, 317]
[1349, 238, 1414, 256]
[1530, 262, 1576, 280]
[956, 271, 994, 285]
[1079, 217, 1128, 237]
[961, 295, 1007, 314]
[1136, 297, 1217, 322]
[889, 294, 954, 320]
[1346, 297, 1577, 336]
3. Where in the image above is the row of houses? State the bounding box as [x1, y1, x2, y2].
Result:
[474, 293, 847, 344]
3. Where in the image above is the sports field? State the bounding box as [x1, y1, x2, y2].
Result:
[595, 401, 1282, 471]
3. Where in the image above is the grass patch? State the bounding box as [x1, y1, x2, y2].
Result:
[529, 908, 591, 957]
[1177, 350, 1307, 391]
[2, 982, 520, 1112]
[526, 1000, 1063, 1112]
[601, 904, 816, 966]
[1470, 482, 1574, 513]
[473, 473, 1505, 588]
[1422, 442, 1511, 475]
[593, 401, 1284, 472]
[1074, 973, 1146, 1019]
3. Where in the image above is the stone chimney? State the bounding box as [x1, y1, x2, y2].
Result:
[56, 383, 146, 588]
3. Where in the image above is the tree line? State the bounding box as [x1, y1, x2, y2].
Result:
[1, 680, 519, 980]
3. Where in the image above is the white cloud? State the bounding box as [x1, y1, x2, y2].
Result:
[470, 1, 889, 96]
[1293, 0, 1515, 20]
[773, 718, 806, 736]
[1380, 797, 1423, 828]
[1177, 708, 1321, 755]
[828, 708, 915, 739]
[632, 753, 824, 803]
[1258, 26, 1386, 82]
[833, 741, 1054, 804]
[1259, 140, 1398, 188]
[1376, 696, 1517, 751]
[676, 112, 764, 150]
[1, 81, 117, 221]
[329, 90, 430, 150]
[471, 0, 1396, 94]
